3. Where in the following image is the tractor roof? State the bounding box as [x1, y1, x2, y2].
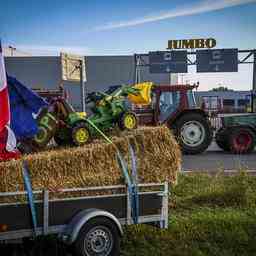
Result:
[153, 84, 198, 92]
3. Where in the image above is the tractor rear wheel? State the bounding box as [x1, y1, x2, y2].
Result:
[229, 127, 255, 154]
[174, 113, 213, 154]
[71, 123, 90, 146]
[118, 112, 138, 130]
[33, 126, 52, 148]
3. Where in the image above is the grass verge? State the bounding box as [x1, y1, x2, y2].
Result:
[121, 172, 256, 256]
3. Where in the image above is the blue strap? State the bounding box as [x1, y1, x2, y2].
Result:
[129, 145, 139, 224]
[116, 146, 139, 224]
[116, 151, 132, 187]
[22, 161, 38, 237]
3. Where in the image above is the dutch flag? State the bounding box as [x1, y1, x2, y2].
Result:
[0, 40, 17, 154]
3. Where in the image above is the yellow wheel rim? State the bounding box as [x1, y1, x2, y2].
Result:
[75, 128, 89, 144]
[124, 114, 136, 129]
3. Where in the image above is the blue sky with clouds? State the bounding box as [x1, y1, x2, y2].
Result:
[1, 0, 256, 90]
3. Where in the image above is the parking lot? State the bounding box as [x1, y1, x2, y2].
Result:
[182, 141, 256, 172]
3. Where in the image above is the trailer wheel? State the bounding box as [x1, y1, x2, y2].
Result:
[73, 217, 120, 256]
[71, 123, 90, 146]
[229, 128, 255, 154]
[174, 113, 213, 154]
[118, 112, 138, 130]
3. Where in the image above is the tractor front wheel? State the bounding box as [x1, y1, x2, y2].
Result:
[71, 123, 91, 146]
[118, 112, 138, 130]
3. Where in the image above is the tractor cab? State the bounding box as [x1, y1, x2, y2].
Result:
[135, 84, 199, 126]
[158, 86, 198, 122]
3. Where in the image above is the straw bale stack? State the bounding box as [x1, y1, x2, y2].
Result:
[0, 126, 181, 202]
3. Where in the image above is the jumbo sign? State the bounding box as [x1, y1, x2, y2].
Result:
[167, 38, 216, 49]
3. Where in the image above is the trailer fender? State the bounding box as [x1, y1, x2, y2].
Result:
[62, 208, 123, 244]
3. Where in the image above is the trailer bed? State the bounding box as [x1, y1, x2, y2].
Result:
[0, 183, 168, 241]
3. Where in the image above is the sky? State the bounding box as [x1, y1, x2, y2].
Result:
[1, 0, 256, 91]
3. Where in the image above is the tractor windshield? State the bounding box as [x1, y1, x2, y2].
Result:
[187, 90, 197, 108]
[159, 91, 180, 122]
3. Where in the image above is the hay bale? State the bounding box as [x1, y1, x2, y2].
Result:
[0, 126, 181, 202]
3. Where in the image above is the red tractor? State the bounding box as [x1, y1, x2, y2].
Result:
[134, 84, 213, 154]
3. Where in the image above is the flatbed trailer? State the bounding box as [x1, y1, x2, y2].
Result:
[0, 182, 168, 256]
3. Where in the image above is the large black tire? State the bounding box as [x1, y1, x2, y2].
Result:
[215, 128, 230, 152]
[33, 125, 53, 148]
[73, 217, 120, 256]
[174, 113, 213, 154]
[54, 133, 71, 146]
[229, 127, 255, 154]
[118, 111, 138, 130]
[71, 123, 91, 146]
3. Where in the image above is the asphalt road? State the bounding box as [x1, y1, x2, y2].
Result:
[182, 142, 256, 171]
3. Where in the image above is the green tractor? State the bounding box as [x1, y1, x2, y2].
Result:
[84, 85, 139, 132]
[19, 83, 152, 152]
[215, 90, 256, 154]
[216, 113, 256, 154]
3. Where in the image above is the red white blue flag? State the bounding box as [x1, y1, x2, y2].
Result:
[0, 41, 10, 131]
[0, 41, 17, 153]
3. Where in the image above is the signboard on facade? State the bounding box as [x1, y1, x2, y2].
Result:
[149, 51, 187, 73]
[196, 49, 238, 73]
[167, 38, 216, 50]
[61, 52, 86, 82]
